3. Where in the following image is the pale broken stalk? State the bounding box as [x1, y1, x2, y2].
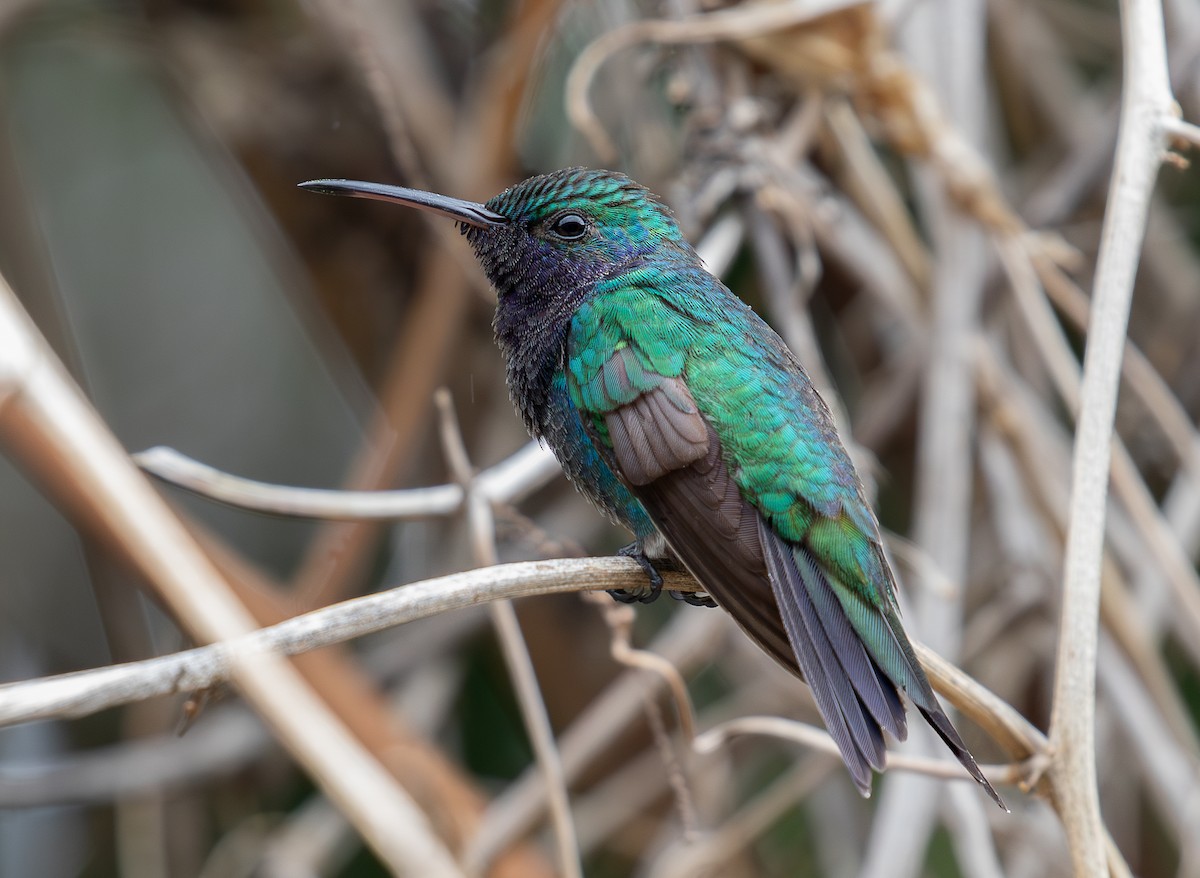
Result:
[0, 273, 463, 878]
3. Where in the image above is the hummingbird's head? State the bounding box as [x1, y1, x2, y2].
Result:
[463, 168, 692, 300]
[298, 168, 692, 305]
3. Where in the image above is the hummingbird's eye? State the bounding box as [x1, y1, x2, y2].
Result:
[549, 213, 588, 241]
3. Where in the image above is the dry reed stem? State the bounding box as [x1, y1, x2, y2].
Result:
[1000, 239, 1200, 694]
[1034, 255, 1200, 488]
[823, 98, 932, 287]
[859, 3, 997, 872]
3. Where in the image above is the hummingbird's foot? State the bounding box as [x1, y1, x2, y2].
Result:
[609, 543, 664, 604]
[670, 589, 718, 608]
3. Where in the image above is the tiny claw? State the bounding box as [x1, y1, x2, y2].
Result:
[670, 589, 718, 608]
[609, 543, 664, 604]
[606, 588, 648, 604]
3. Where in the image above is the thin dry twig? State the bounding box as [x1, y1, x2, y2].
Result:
[597, 598, 700, 747]
[646, 756, 835, 878]
[464, 608, 731, 875]
[694, 715, 1042, 787]
[135, 442, 562, 520]
[0, 706, 267, 807]
[434, 390, 583, 878]
[591, 597, 702, 840]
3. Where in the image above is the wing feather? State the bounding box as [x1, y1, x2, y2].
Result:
[604, 370, 709, 484]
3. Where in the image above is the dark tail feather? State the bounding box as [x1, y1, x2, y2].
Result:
[918, 706, 1008, 811]
[796, 546, 909, 741]
[866, 601, 1008, 811]
[760, 521, 1007, 809]
[760, 520, 886, 793]
[872, 662, 908, 742]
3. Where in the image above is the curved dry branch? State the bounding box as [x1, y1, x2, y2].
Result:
[0, 556, 1039, 800]
[565, 0, 863, 159]
[0, 559, 689, 729]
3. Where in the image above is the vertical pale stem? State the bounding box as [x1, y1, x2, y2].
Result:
[1047, 1, 1173, 873]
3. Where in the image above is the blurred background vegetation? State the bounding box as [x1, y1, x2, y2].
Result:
[1, 0, 1199, 876]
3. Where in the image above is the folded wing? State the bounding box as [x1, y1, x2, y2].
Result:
[571, 340, 1002, 806]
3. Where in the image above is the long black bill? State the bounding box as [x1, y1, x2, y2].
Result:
[298, 179, 507, 228]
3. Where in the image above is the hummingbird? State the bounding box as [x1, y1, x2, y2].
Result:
[299, 168, 1004, 807]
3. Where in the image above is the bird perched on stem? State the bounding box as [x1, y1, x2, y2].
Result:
[300, 168, 1004, 808]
